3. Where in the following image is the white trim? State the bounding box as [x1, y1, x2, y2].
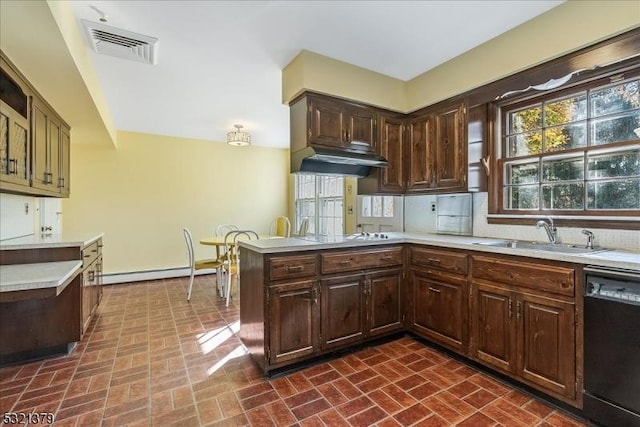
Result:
[487, 214, 639, 221]
[102, 266, 218, 285]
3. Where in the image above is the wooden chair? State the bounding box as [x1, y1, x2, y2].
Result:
[184, 228, 222, 301]
[222, 229, 259, 307]
[269, 216, 291, 237]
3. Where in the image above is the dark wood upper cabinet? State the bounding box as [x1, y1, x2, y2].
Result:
[291, 93, 376, 154]
[377, 114, 405, 193]
[406, 114, 434, 192]
[434, 102, 466, 190]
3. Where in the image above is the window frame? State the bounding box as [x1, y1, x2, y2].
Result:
[488, 67, 640, 229]
[294, 174, 344, 236]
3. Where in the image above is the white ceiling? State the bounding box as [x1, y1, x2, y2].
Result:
[70, 0, 564, 149]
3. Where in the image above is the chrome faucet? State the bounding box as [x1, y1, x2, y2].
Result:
[582, 229, 595, 249]
[536, 217, 558, 244]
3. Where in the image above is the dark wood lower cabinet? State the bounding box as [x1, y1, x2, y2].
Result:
[471, 281, 515, 373]
[268, 280, 319, 366]
[518, 291, 576, 400]
[368, 268, 403, 337]
[410, 268, 467, 353]
[321, 274, 366, 350]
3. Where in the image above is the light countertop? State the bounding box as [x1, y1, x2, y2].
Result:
[0, 260, 82, 298]
[239, 232, 640, 271]
[0, 232, 104, 250]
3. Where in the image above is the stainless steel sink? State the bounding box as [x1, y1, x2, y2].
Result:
[473, 240, 611, 254]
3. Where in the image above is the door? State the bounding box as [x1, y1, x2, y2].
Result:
[471, 281, 516, 374]
[321, 274, 366, 350]
[268, 280, 319, 365]
[345, 104, 376, 152]
[356, 195, 403, 232]
[378, 114, 405, 193]
[39, 198, 62, 234]
[434, 102, 466, 190]
[517, 292, 576, 399]
[309, 97, 345, 148]
[411, 269, 466, 352]
[367, 268, 403, 337]
[406, 114, 434, 192]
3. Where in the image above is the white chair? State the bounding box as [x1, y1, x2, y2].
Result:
[215, 224, 239, 295]
[296, 217, 310, 237]
[184, 228, 222, 301]
[269, 216, 291, 237]
[222, 229, 259, 307]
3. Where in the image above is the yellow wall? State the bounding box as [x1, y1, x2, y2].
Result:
[283, 1, 640, 112]
[63, 132, 289, 274]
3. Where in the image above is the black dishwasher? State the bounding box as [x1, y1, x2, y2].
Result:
[584, 266, 640, 427]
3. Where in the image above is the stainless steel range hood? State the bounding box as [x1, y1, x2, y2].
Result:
[291, 146, 388, 177]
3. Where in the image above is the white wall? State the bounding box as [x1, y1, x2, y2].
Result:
[0, 193, 37, 240]
[403, 192, 639, 251]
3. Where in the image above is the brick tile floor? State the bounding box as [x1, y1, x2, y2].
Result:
[0, 276, 589, 426]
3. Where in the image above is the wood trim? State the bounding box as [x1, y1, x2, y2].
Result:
[487, 216, 640, 230]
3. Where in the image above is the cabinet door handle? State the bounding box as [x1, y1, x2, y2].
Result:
[88, 271, 95, 281]
[380, 255, 394, 261]
[339, 259, 353, 265]
[428, 287, 441, 293]
[427, 258, 441, 264]
[312, 288, 318, 305]
[8, 159, 17, 174]
[516, 301, 522, 321]
[508, 299, 512, 319]
[58, 177, 65, 188]
[286, 265, 304, 272]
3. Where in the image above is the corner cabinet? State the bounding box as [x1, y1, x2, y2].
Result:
[470, 254, 577, 404]
[290, 92, 377, 154]
[81, 238, 103, 335]
[1, 51, 71, 197]
[406, 101, 467, 193]
[240, 245, 404, 374]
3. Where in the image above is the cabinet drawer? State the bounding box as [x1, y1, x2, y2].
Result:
[322, 247, 402, 274]
[472, 255, 575, 296]
[410, 246, 468, 275]
[82, 239, 101, 269]
[269, 255, 318, 280]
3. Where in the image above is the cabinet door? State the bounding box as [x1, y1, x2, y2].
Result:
[434, 102, 466, 190]
[367, 268, 403, 337]
[471, 281, 516, 374]
[406, 114, 434, 192]
[378, 114, 404, 193]
[411, 269, 466, 352]
[81, 260, 97, 335]
[321, 274, 366, 350]
[309, 97, 346, 148]
[48, 116, 60, 192]
[268, 280, 319, 365]
[0, 102, 29, 187]
[345, 104, 376, 153]
[59, 126, 70, 196]
[31, 99, 50, 191]
[517, 292, 576, 399]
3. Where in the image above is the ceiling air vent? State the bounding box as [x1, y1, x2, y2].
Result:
[82, 20, 159, 65]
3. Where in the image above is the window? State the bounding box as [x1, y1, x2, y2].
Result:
[294, 175, 344, 235]
[498, 73, 640, 216]
[360, 196, 395, 218]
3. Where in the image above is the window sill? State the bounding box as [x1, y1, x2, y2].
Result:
[486, 214, 639, 230]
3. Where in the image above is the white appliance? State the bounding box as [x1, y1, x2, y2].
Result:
[436, 194, 472, 236]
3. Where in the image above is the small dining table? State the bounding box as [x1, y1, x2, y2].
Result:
[199, 234, 274, 297]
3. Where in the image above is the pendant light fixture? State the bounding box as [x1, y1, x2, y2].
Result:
[227, 124, 251, 146]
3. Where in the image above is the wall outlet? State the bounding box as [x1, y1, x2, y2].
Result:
[430, 202, 436, 212]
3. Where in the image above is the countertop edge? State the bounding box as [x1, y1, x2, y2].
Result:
[239, 234, 639, 270]
[0, 233, 104, 250]
[0, 261, 83, 296]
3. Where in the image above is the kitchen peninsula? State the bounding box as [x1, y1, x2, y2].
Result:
[238, 232, 639, 410]
[0, 232, 104, 364]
